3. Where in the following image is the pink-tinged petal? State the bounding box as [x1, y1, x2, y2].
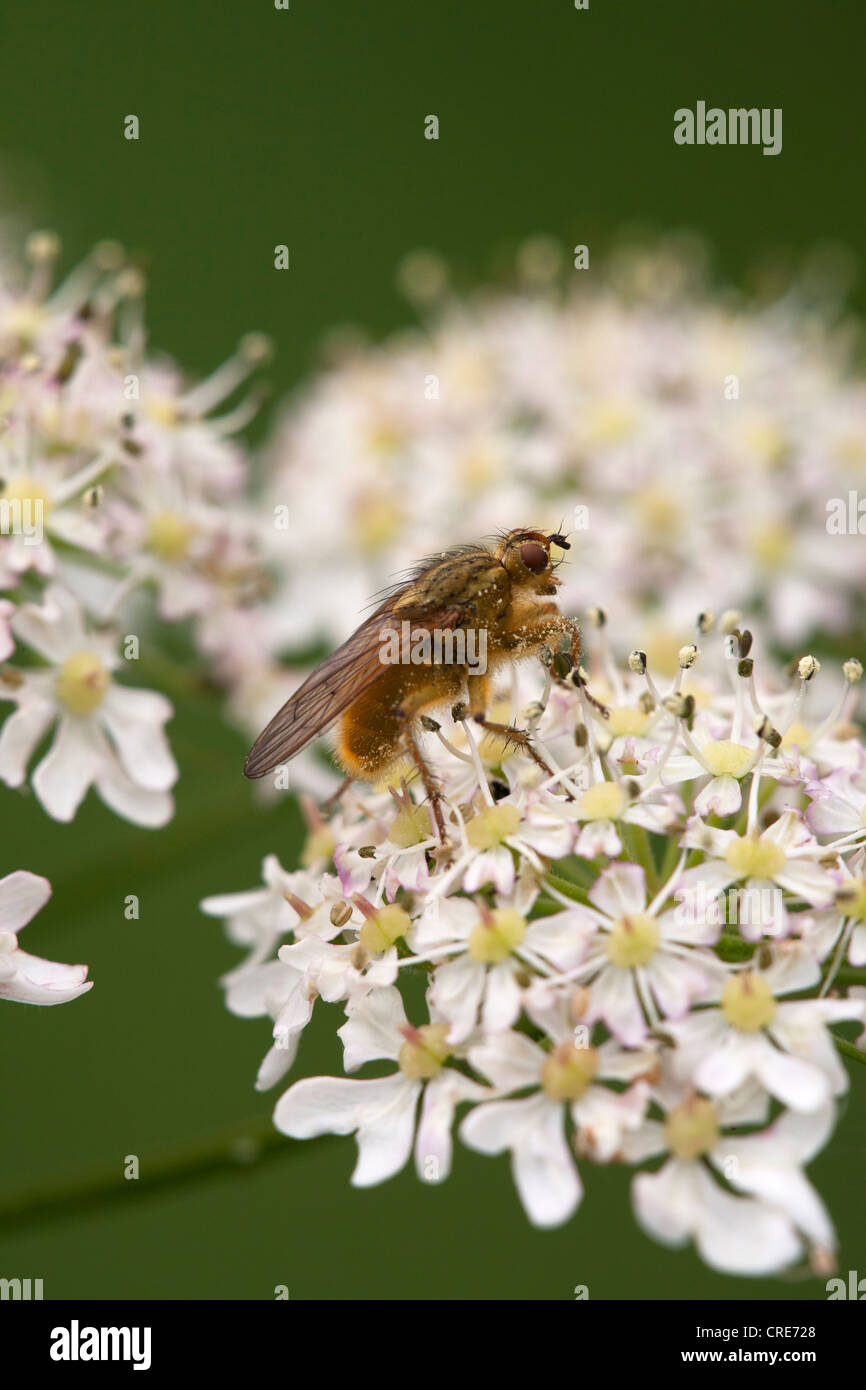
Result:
[619, 1117, 667, 1163]
[518, 817, 573, 858]
[411, 896, 476, 951]
[589, 861, 647, 919]
[463, 846, 515, 896]
[0, 601, 14, 662]
[0, 870, 52, 931]
[461, 1092, 581, 1227]
[100, 685, 177, 791]
[806, 793, 860, 837]
[0, 949, 92, 1005]
[274, 1073, 419, 1186]
[0, 700, 56, 786]
[762, 810, 811, 850]
[694, 774, 742, 818]
[575, 819, 622, 858]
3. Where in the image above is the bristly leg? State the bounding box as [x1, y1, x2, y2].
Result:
[396, 707, 448, 842]
[472, 715, 556, 780]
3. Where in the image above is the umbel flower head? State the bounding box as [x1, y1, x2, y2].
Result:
[0, 232, 272, 824]
[205, 616, 866, 1277]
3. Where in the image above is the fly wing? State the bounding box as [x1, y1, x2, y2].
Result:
[244, 546, 502, 779]
[243, 598, 398, 777]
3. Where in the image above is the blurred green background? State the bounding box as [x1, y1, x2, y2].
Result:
[0, 0, 864, 1300]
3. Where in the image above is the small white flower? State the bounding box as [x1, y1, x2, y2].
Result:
[560, 861, 726, 1045]
[623, 1079, 836, 1275]
[274, 987, 486, 1185]
[0, 585, 177, 825]
[665, 945, 863, 1110]
[461, 1009, 653, 1228]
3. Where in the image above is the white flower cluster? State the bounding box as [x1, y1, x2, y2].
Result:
[0, 233, 270, 1002]
[205, 623, 866, 1276]
[252, 241, 866, 699]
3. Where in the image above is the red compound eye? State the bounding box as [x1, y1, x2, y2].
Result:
[520, 541, 548, 573]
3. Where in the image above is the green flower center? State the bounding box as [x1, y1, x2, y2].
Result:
[577, 781, 626, 822]
[358, 904, 410, 955]
[605, 911, 659, 968]
[398, 1023, 452, 1080]
[468, 908, 526, 964]
[539, 1041, 599, 1102]
[701, 739, 754, 778]
[664, 1097, 720, 1159]
[56, 651, 110, 716]
[466, 803, 521, 850]
[724, 834, 786, 880]
[721, 972, 777, 1032]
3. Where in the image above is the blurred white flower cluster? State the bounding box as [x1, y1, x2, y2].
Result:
[205, 622, 866, 1276]
[0, 232, 271, 1002]
[247, 239, 866, 705]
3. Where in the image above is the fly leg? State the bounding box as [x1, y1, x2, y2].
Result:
[470, 715, 556, 780]
[395, 706, 448, 842]
[321, 775, 353, 815]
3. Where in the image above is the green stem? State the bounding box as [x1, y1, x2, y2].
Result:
[543, 871, 591, 906]
[833, 1035, 866, 1066]
[621, 823, 659, 893]
[0, 1116, 332, 1233]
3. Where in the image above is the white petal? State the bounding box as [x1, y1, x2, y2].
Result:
[32, 717, 103, 821]
[694, 774, 742, 818]
[338, 985, 406, 1069]
[95, 762, 174, 827]
[0, 700, 56, 786]
[468, 1029, 545, 1091]
[414, 1072, 486, 1183]
[0, 869, 52, 931]
[274, 1072, 419, 1186]
[461, 1093, 581, 1227]
[0, 949, 92, 1005]
[430, 955, 485, 1045]
[481, 961, 522, 1034]
[100, 685, 177, 790]
[589, 861, 647, 919]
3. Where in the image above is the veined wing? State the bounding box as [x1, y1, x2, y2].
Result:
[244, 550, 497, 778]
[243, 597, 400, 777]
